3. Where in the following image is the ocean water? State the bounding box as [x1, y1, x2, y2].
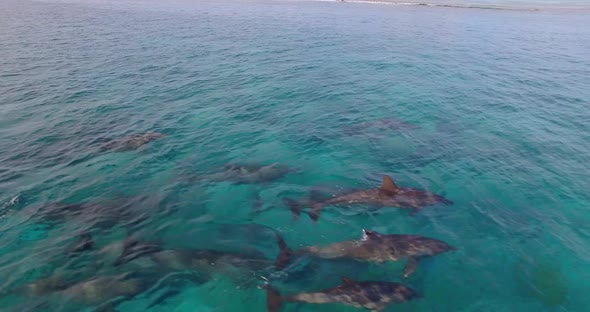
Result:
[1, 0, 589, 311]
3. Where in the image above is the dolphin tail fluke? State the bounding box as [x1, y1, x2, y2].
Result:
[95, 297, 127, 312]
[284, 197, 322, 222]
[274, 232, 293, 270]
[146, 288, 182, 310]
[252, 191, 263, 211]
[403, 257, 419, 278]
[309, 203, 322, 222]
[263, 284, 284, 312]
[113, 237, 162, 266]
[66, 232, 94, 257]
[283, 198, 303, 220]
[439, 196, 453, 205]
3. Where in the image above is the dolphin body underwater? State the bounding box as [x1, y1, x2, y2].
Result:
[264, 277, 418, 312]
[49, 274, 147, 306]
[66, 233, 94, 257]
[100, 132, 164, 152]
[5, 272, 158, 312]
[287, 175, 452, 221]
[342, 118, 419, 136]
[113, 238, 273, 284]
[275, 229, 456, 278]
[32, 195, 151, 231]
[203, 162, 293, 184]
[9, 236, 261, 311]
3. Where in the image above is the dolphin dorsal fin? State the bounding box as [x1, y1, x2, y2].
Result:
[380, 175, 398, 192]
[362, 229, 380, 240]
[341, 277, 356, 285]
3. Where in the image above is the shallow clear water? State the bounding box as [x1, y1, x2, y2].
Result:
[1, 0, 589, 311]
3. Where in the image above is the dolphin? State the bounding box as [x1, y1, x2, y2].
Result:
[33, 196, 151, 231]
[35, 202, 86, 223]
[66, 233, 94, 257]
[113, 236, 162, 266]
[7, 272, 153, 311]
[275, 229, 456, 278]
[57, 274, 146, 306]
[203, 162, 293, 184]
[343, 118, 418, 136]
[264, 277, 418, 312]
[113, 239, 273, 283]
[100, 132, 164, 152]
[5, 249, 183, 311]
[149, 248, 271, 273]
[147, 248, 273, 287]
[288, 175, 452, 221]
[18, 274, 72, 296]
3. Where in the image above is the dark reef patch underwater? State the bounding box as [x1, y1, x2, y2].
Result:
[0, 0, 589, 311]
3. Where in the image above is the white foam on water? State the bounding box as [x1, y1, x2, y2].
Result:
[0, 195, 19, 220]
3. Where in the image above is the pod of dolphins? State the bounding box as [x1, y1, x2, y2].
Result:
[4, 126, 457, 312]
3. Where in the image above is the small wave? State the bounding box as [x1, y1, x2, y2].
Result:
[0, 194, 20, 220]
[310, 0, 540, 11]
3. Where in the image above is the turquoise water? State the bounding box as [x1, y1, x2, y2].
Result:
[1, 0, 590, 311]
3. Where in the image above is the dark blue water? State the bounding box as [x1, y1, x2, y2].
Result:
[1, 0, 589, 311]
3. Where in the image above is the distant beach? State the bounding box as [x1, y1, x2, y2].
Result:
[311, 0, 589, 10]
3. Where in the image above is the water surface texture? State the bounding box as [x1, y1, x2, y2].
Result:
[1, 0, 589, 311]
